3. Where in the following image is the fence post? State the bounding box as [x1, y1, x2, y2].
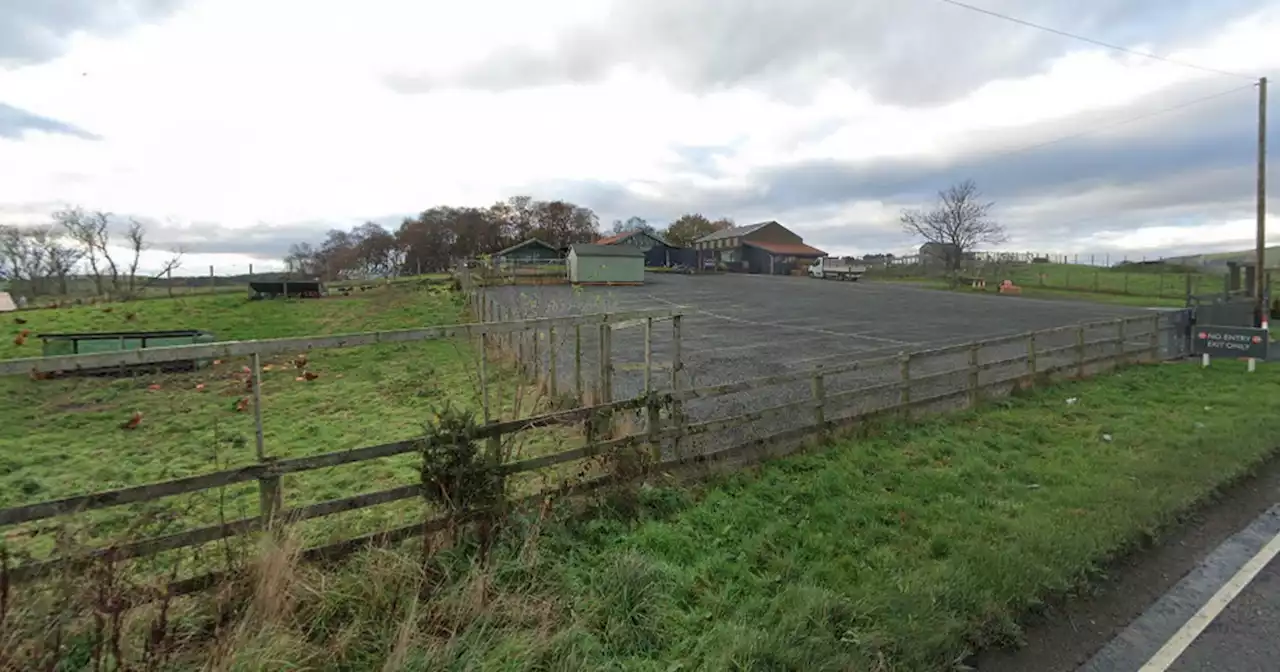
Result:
[1076, 325, 1086, 378]
[1117, 318, 1127, 366]
[1027, 332, 1038, 375]
[1123, 272, 1129, 294]
[1148, 313, 1160, 361]
[531, 327, 540, 381]
[899, 352, 912, 406]
[811, 366, 826, 430]
[574, 324, 583, 401]
[251, 352, 281, 525]
[644, 317, 653, 394]
[671, 315, 685, 456]
[597, 324, 611, 404]
[480, 332, 491, 422]
[548, 326, 558, 399]
[967, 343, 980, 407]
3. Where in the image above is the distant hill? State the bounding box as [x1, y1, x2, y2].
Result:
[1163, 246, 1280, 270]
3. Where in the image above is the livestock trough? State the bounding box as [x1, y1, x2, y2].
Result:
[36, 329, 217, 375]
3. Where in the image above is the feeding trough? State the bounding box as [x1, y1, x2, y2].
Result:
[37, 330, 217, 376]
[248, 280, 324, 300]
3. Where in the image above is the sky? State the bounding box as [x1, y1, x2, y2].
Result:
[0, 0, 1276, 274]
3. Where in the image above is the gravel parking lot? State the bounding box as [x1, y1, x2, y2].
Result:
[485, 273, 1166, 456]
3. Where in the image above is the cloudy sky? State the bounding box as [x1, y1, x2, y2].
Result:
[0, 0, 1276, 273]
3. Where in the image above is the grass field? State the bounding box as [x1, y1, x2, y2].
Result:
[0, 281, 571, 565]
[866, 261, 1247, 308]
[135, 359, 1279, 671]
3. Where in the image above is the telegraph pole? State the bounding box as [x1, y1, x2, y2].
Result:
[1257, 76, 1268, 328]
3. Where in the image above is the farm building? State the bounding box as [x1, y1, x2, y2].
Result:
[567, 244, 645, 285]
[595, 230, 695, 268]
[492, 238, 562, 265]
[693, 221, 826, 275]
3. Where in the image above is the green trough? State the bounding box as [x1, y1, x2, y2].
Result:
[37, 330, 217, 375]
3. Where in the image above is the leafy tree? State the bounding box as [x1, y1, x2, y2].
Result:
[665, 214, 732, 247]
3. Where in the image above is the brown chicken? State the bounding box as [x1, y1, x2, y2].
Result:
[13, 334, 26, 347]
[303, 371, 320, 381]
[294, 353, 308, 369]
[234, 397, 249, 412]
[120, 411, 143, 430]
[19, 329, 29, 337]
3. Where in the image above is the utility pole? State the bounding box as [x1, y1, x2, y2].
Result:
[1257, 76, 1268, 327]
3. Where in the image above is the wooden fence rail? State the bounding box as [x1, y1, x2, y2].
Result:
[1, 312, 1175, 586]
[0, 308, 679, 377]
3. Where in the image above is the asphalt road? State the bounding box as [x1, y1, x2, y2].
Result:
[485, 273, 1161, 456]
[1168, 554, 1280, 672]
[1077, 504, 1280, 672]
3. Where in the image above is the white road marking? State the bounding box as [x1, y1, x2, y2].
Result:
[1139, 528, 1280, 671]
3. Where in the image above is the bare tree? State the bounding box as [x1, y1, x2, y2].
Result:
[57, 208, 181, 299]
[57, 207, 112, 296]
[0, 225, 48, 295]
[900, 180, 1005, 280]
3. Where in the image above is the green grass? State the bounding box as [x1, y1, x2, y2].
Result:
[11, 356, 1280, 670]
[342, 360, 1280, 671]
[0, 284, 574, 564]
[877, 276, 1189, 308]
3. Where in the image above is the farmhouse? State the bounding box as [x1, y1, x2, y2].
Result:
[595, 230, 694, 268]
[567, 244, 645, 285]
[492, 238, 562, 265]
[693, 221, 826, 275]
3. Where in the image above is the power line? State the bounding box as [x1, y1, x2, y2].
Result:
[934, 0, 1256, 80]
[983, 82, 1257, 159]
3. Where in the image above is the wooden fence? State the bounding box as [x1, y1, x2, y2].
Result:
[0, 308, 1177, 593]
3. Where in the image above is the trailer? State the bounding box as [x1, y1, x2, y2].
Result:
[808, 257, 866, 281]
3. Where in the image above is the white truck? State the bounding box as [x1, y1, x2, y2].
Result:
[808, 257, 866, 281]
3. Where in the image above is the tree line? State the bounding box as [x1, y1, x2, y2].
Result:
[284, 196, 736, 280]
[0, 208, 181, 299]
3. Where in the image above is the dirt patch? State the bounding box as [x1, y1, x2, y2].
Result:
[973, 450, 1280, 672]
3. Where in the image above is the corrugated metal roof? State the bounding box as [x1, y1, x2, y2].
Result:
[696, 221, 774, 242]
[744, 240, 827, 257]
[570, 244, 645, 257]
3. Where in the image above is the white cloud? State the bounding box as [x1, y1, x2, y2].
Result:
[0, 0, 1277, 271]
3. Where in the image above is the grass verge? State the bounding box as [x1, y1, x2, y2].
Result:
[12, 359, 1278, 670]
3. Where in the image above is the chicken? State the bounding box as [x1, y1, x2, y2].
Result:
[234, 397, 249, 412]
[120, 411, 143, 430]
[303, 371, 320, 381]
[102, 306, 114, 313]
[125, 312, 137, 321]
[293, 354, 308, 369]
[18, 329, 29, 338]
[12, 317, 26, 325]
[13, 334, 26, 347]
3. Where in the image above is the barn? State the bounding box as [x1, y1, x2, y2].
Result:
[492, 238, 563, 265]
[595, 230, 694, 268]
[567, 244, 645, 285]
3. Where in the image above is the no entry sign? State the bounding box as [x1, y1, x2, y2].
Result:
[1192, 325, 1269, 359]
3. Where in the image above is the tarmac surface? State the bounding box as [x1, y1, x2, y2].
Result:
[485, 273, 1164, 456]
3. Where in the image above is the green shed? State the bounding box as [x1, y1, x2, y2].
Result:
[567, 244, 645, 285]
